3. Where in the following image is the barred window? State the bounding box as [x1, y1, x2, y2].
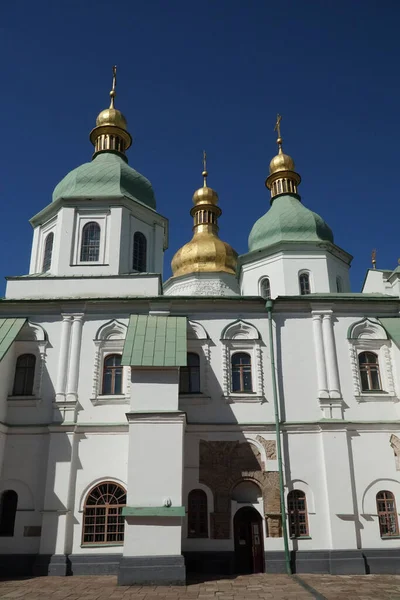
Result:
[132, 232, 147, 272]
[260, 277, 271, 299]
[13, 354, 36, 396]
[82, 482, 126, 545]
[102, 354, 123, 395]
[42, 232, 54, 272]
[377, 490, 398, 537]
[231, 352, 253, 393]
[0, 491, 18, 537]
[179, 353, 200, 394]
[80, 222, 100, 262]
[299, 273, 311, 295]
[358, 351, 381, 391]
[188, 489, 208, 538]
[288, 490, 309, 538]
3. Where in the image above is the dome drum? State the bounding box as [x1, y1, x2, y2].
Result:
[90, 124, 132, 156]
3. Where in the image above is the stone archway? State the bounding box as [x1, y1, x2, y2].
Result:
[199, 440, 281, 539]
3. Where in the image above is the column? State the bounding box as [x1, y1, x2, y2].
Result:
[312, 313, 329, 398]
[118, 367, 186, 585]
[322, 312, 341, 398]
[66, 315, 84, 402]
[320, 430, 365, 573]
[55, 315, 72, 402]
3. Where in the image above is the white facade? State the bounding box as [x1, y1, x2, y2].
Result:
[1, 115, 400, 583]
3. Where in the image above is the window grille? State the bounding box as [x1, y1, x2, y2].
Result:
[231, 352, 253, 393]
[358, 351, 381, 391]
[13, 354, 36, 396]
[260, 277, 271, 299]
[80, 222, 100, 262]
[288, 490, 309, 538]
[42, 232, 54, 272]
[179, 353, 200, 394]
[376, 491, 398, 537]
[188, 489, 208, 538]
[82, 482, 126, 545]
[299, 273, 311, 295]
[102, 354, 123, 395]
[132, 232, 147, 272]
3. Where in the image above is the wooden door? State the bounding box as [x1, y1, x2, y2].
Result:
[234, 508, 264, 574]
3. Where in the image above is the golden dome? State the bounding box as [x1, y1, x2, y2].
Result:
[269, 147, 295, 174]
[96, 107, 128, 130]
[171, 155, 237, 277]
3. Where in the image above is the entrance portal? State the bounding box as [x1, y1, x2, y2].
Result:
[233, 506, 264, 574]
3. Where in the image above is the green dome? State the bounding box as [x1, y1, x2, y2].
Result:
[248, 194, 333, 252]
[52, 153, 156, 210]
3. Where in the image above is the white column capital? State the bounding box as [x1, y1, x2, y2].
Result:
[61, 314, 73, 322]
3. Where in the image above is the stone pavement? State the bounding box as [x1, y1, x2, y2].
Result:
[0, 574, 400, 600]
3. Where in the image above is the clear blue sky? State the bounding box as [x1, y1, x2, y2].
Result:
[1, 0, 399, 294]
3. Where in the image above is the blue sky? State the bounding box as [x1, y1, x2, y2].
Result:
[1, 0, 399, 294]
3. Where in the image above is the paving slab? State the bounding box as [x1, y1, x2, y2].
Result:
[0, 575, 400, 600]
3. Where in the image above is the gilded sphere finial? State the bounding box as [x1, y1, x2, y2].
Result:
[202, 170, 208, 178]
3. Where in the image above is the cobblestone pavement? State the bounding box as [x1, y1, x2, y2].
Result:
[0, 574, 400, 600]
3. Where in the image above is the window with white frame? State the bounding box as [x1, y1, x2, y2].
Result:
[74, 213, 109, 265]
[299, 271, 311, 295]
[348, 318, 396, 401]
[220, 320, 264, 403]
[91, 320, 129, 404]
[179, 321, 211, 403]
[42, 232, 54, 273]
[8, 323, 48, 405]
[259, 277, 271, 299]
[132, 232, 147, 272]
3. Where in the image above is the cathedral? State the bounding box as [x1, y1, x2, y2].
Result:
[0, 69, 400, 584]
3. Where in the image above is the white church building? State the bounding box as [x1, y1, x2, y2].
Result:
[1, 71, 400, 584]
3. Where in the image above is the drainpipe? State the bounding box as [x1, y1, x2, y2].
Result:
[266, 299, 291, 575]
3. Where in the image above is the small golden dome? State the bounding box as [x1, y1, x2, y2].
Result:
[192, 175, 219, 206]
[171, 234, 237, 277]
[171, 155, 237, 278]
[269, 148, 295, 174]
[96, 107, 128, 130]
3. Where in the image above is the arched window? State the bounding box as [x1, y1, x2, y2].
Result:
[376, 491, 398, 537]
[0, 491, 18, 536]
[82, 482, 126, 545]
[287, 490, 308, 538]
[260, 277, 271, 299]
[132, 232, 147, 272]
[188, 489, 208, 538]
[358, 351, 381, 391]
[80, 222, 100, 262]
[231, 352, 252, 393]
[42, 232, 54, 273]
[102, 354, 123, 395]
[13, 354, 36, 396]
[336, 276, 342, 293]
[179, 353, 200, 394]
[299, 272, 311, 295]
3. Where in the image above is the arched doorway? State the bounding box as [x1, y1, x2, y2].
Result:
[234, 506, 264, 574]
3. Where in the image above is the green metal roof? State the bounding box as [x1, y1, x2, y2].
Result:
[52, 152, 156, 210]
[121, 315, 187, 367]
[379, 318, 400, 348]
[248, 193, 334, 252]
[0, 318, 26, 361]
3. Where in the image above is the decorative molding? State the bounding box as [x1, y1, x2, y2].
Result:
[348, 318, 387, 341]
[349, 344, 361, 396]
[165, 277, 237, 297]
[390, 434, 400, 471]
[187, 320, 209, 340]
[91, 321, 129, 404]
[221, 320, 260, 341]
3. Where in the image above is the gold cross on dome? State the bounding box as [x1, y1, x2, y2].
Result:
[274, 113, 282, 138]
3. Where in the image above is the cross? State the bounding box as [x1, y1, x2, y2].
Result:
[203, 150, 207, 173]
[274, 114, 282, 138]
[112, 65, 117, 92]
[371, 249, 376, 269]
